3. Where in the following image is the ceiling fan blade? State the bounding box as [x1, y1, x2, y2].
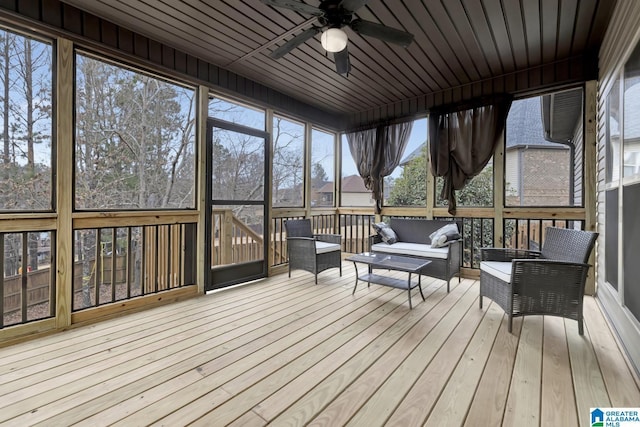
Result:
[334, 47, 351, 75]
[261, 0, 324, 16]
[340, 0, 369, 12]
[271, 27, 320, 59]
[350, 19, 414, 47]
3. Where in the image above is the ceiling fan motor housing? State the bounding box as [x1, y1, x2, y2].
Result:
[318, 0, 353, 28]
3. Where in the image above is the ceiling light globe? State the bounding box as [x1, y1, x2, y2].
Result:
[321, 28, 348, 52]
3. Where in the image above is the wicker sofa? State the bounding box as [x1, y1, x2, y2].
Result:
[369, 218, 462, 292]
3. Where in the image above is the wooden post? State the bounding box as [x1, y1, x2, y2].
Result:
[55, 38, 74, 329]
[196, 85, 208, 293]
[222, 209, 234, 264]
[493, 134, 506, 247]
[584, 80, 598, 295]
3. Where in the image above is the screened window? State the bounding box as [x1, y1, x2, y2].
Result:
[435, 161, 493, 207]
[272, 116, 304, 208]
[0, 29, 53, 211]
[340, 135, 372, 207]
[606, 77, 621, 184]
[311, 129, 335, 207]
[623, 41, 640, 180]
[386, 118, 428, 207]
[209, 97, 265, 130]
[75, 54, 196, 210]
[504, 91, 582, 207]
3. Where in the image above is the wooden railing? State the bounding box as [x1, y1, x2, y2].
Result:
[72, 222, 197, 311]
[212, 209, 265, 267]
[0, 230, 56, 328]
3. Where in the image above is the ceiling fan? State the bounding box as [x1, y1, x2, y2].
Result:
[262, 0, 415, 75]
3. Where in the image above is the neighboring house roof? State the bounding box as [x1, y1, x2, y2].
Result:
[317, 181, 334, 193]
[341, 175, 369, 193]
[506, 97, 568, 150]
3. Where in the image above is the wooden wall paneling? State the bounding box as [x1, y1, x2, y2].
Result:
[197, 59, 208, 81]
[81, 12, 100, 42]
[42, 0, 61, 27]
[542, 63, 556, 86]
[0, 0, 15, 12]
[61, 2, 82, 35]
[555, 59, 570, 83]
[161, 44, 174, 69]
[482, 79, 492, 96]
[529, 67, 542, 88]
[100, 19, 117, 48]
[504, 73, 516, 93]
[186, 54, 197, 78]
[471, 81, 482, 98]
[117, 27, 133, 53]
[493, 77, 504, 94]
[516, 69, 529, 91]
[134, 33, 148, 59]
[147, 39, 162, 64]
[208, 63, 219, 85]
[174, 50, 186, 74]
[17, 0, 39, 20]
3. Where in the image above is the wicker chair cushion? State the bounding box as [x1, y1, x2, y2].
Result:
[371, 242, 449, 259]
[480, 261, 512, 283]
[372, 222, 398, 244]
[315, 241, 341, 254]
[428, 223, 462, 248]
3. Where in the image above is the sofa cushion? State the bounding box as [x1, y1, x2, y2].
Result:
[480, 261, 512, 283]
[371, 242, 449, 259]
[429, 223, 462, 248]
[315, 241, 341, 254]
[372, 222, 398, 244]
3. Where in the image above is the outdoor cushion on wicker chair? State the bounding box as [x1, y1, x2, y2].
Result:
[479, 227, 598, 335]
[284, 219, 342, 284]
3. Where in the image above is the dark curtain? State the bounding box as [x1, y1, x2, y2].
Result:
[347, 121, 413, 213]
[429, 96, 512, 215]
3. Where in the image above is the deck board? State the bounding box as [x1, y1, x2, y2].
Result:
[0, 261, 637, 426]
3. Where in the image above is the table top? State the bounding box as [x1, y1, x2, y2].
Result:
[346, 252, 431, 273]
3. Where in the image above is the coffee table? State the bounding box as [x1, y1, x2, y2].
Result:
[346, 252, 432, 309]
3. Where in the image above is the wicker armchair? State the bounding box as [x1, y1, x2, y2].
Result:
[284, 219, 342, 284]
[479, 227, 598, 334]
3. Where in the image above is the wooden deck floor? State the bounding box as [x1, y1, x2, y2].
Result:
[1, 262, 639, 426]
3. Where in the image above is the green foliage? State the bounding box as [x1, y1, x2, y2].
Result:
[435, 166, 494, 207]
[386, 146, 427, 206]
[387, 144, 494, 208]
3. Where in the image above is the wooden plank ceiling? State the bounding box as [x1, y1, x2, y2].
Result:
[59, 0, 615, 116]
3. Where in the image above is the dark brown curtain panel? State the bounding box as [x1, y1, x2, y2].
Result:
[429, 96, 512, 215]
[346, 121, 413, 213]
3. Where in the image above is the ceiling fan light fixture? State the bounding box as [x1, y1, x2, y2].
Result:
[321, 28, 348, 52]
